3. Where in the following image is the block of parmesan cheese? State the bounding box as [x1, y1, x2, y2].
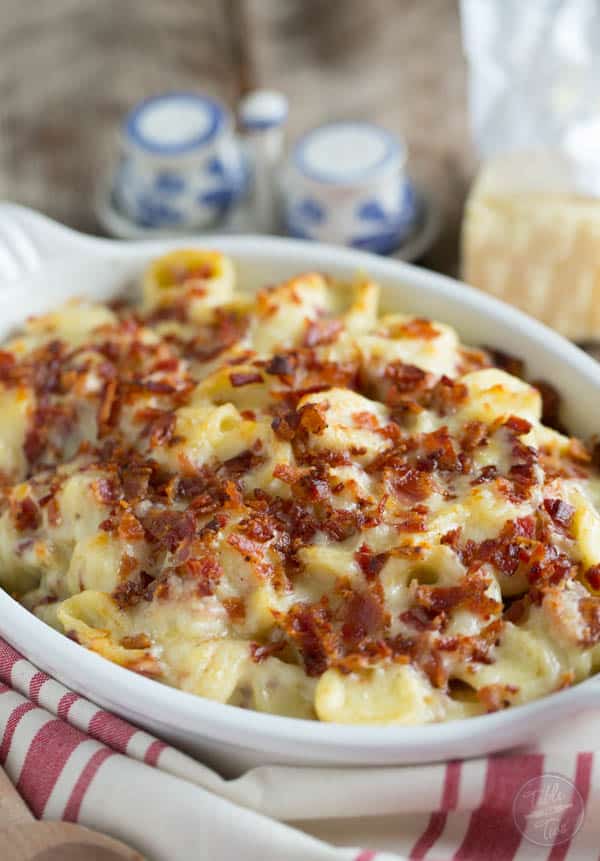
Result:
[461, 151, 600, 341]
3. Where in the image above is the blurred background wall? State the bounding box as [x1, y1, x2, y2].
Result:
[0, 0, 474, 273]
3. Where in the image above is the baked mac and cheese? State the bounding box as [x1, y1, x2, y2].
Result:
[1, 249, 600, 724]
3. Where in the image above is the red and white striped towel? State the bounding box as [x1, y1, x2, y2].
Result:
[0, 636, 598, 861]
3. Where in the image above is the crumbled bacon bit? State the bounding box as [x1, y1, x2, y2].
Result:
[179, 556, 222, 595]
[129, 378, 179, 396]
[504, 415, 532, 435]
[152, 357, 180, 373]
[265, 354, 296, 377]
[10, 496, 40, 531]
[352, 411, 379, 429]
[419, 650, 448, 688]
[142, 509, 195, 552]
[118, 511, 145, 542]
[385, 362, 429, 394]
[399, 606, 441, 632]
[395, 506, 428, 533]
[113, 570, 154, 609]
[23, 425, 45, 465]
[579, 597, 600, 646]
[322, 508, 362, 541]
[0, 350, 15, 380]
[121, 465, 152, 502]
[271, 410, 298, 441]
[249, 640, 284, 662]
[272, 463, 304, 486]
[239, 514, 275, 543]
[92, 477, 121, 505]
[46, 496, 62, 527]
[297, 401, 328, 434]
[397, 318, 439, 339]
[355, 544, 389, 580]
[420, 427, 459, 471]
[427, 376, 468, 416]
[543, 498, 575, 533]
[222, 449, 264, 477]
[118, 553, 139, 579]
[471, 464, 498, 485]
[229, 371, 263, 387]
[584, 564, 600, 592]
[441, 527, 462, 549]
[223, 597, 246, 623]
[99, 517, 116, 533]
[460, 421, 488, 452]
[97, 378, 119, 436]
[341, 591, 384, 649]
[121, 633, 151, 650]
[388, 465, 435, 501]
[149, 411, 177, 447]
[303, 318, 343, 348]
[415, 576, 500, 620]
[477, 683, 519, 712]
[284, 602, 339, 676]
[227, 531, 267, 566]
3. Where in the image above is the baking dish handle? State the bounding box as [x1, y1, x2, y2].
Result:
[0, 203, 109, 285]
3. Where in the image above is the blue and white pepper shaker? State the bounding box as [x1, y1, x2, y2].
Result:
[282, 121, 416, 253]
[238, 89, 289, 234]
[114, 92, 246, 230]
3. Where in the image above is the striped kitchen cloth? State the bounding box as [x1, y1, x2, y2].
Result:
[0, 636, 598, 861]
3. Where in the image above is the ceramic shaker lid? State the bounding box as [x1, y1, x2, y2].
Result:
[123, 92, 228, 157]
[239, 90, 289, 131]
[292, 121, 405, 185]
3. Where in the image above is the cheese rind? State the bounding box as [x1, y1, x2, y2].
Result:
[462, 152, 600, 340]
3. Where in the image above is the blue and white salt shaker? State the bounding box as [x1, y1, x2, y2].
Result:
[238, 90, 288, 234]
[114, 92, 246, 229]
[283, 121, 416, 253]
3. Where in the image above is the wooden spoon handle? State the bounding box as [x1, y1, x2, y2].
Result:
[0, 766, 33, 829]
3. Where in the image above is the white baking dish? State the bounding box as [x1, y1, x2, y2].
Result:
[0, 202, 599, 776]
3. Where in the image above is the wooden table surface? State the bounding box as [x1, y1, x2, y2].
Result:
[0, 0, 474, 276]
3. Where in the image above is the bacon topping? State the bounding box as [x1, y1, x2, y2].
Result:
[396, 318, 439, 339]
[265, 354, 296, 377]
[229, 371, 263, 387]
[118, 511, 145, 542]
[341, 591, 384, 649]
[148, 411, 177, 447]
[142, 509, 195, 552]
[580, 597, 600, 646]
[303, 318, 343, 348]
[584, 565, 600, 592]
[543, 498, 575, 533]
[92, 477, 121, 505]
[121, 633, 151, 650]
[284, 602, 339, 676]
[355, 544, 389, 580]
[478, 683, 519, 712]
[3, 262, 600, 720]
[10, 496, 40, 531]
[427, 376, 468, 416]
